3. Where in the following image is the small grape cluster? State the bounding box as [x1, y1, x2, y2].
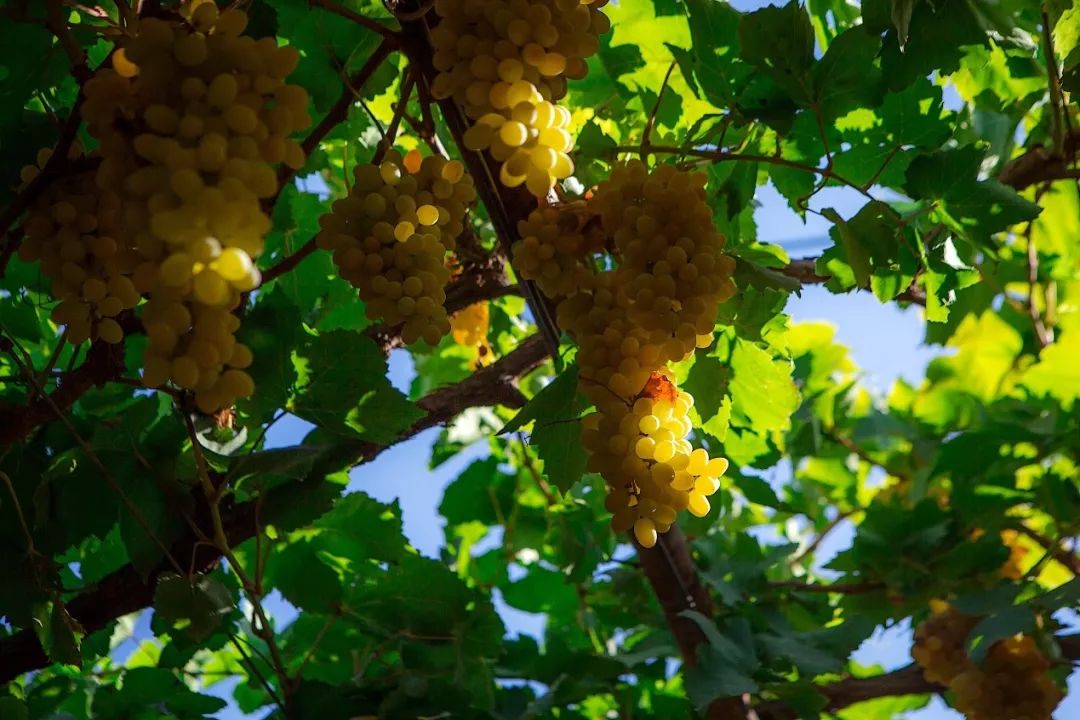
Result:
[912, 603, 981, 685]
[951, 635, 1062, 720]
[316, 150, 477, 346]
[78, 1, 308, 412]
[912, 603, 1062, 720]
[429, 0, 611, 196]
[450, 302, 494, 368]
[512, 161, 737, 547]
[18, 147, 139, 345]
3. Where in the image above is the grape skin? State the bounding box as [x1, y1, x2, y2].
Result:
[79, 3, 308, 411]
[316, 150, 477, 346]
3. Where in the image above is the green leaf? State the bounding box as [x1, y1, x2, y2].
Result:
[813, 29, 884, 121]
[0, 698, 28, 720]
[906, 147, 1041, 243]
[680, 612, 760, 709]
[439, 457, 516, 528]
[31, 597, 84, 667]
[502, 365, 588, 494]
[1021, 331, 1080, 410]
[738, 2, 816, 105]
[682, 0, 752, 106]
[292, 332, 423, 443]
[153, 574, 234, 642]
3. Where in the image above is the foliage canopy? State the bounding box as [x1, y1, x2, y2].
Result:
[0, 0, 1078, 719]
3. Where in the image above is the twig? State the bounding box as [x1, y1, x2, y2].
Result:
[375, 69, 415, 161]
[44, 0, 88, 74]
[766, 580, 884, 594]
[862, 145, 902, 191]
[1041, 10, 1067, 155]
[639, 60, 677, 159]
[292, 612, 341, 681]
[0, 471, 36, 554]
[1025, 221, 1052, 349]
[778, 256, 926, 306]
[787, 510, 855, 567]
[229, 633, 286, 711]
[1015, 524, 1080, 575]
[307, 0, 400, 43]
[624, 145, 878, 203]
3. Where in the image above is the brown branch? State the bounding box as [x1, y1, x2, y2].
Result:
[755, 635, 1080, 720]
[306, 0, 400, 43]
[0, 334, 550, 685]
[778, 257, 927, 306]
[997, 143, 1080, 192]
[634, 527, 750, 719]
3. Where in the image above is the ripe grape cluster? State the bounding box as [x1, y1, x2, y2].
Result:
[998, 529, 1028, 581]
[316, 150, 477, 346]
[513, 161, 737, 547]
[75, 2, 307, 412]
[912, 604, 1062, 720]
[912, 604, 980, 685]
[450, 302, 494, 368]
[950, 634, 1062, 720]
[429, 0, 611, 196]
[19, 147, 139, 345]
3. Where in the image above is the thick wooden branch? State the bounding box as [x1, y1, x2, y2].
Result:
[0, 333, 549, 685]
[634, 529, 750, 719]
[754, 634, 1080, 720]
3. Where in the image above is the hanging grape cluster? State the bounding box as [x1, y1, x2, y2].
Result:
[513, 160, 737, 547]
[450, 301, 494, 368]
[912, 603, 981, 685]
[75, 1, 308, 412]
[18, 147, 139, 346]
[429, 0, 610, 196]
[912, 603, 1062, 720]
[316, 150, 477, 346]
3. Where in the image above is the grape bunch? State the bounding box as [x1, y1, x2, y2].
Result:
[513, 161, 737, 547]
[513, 201, 604, 298]
[583, 373, 729, 547]
[79, 1, 308, 411]
[912, 603, 1062, 720]
[950, 635, 1062, 720]
[316, 150, 477, 346]
[18, 147, 139, 345]
[428, 0, 611, 195]
[912, 603, 980, 685]
[450, 302, 494, 368]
